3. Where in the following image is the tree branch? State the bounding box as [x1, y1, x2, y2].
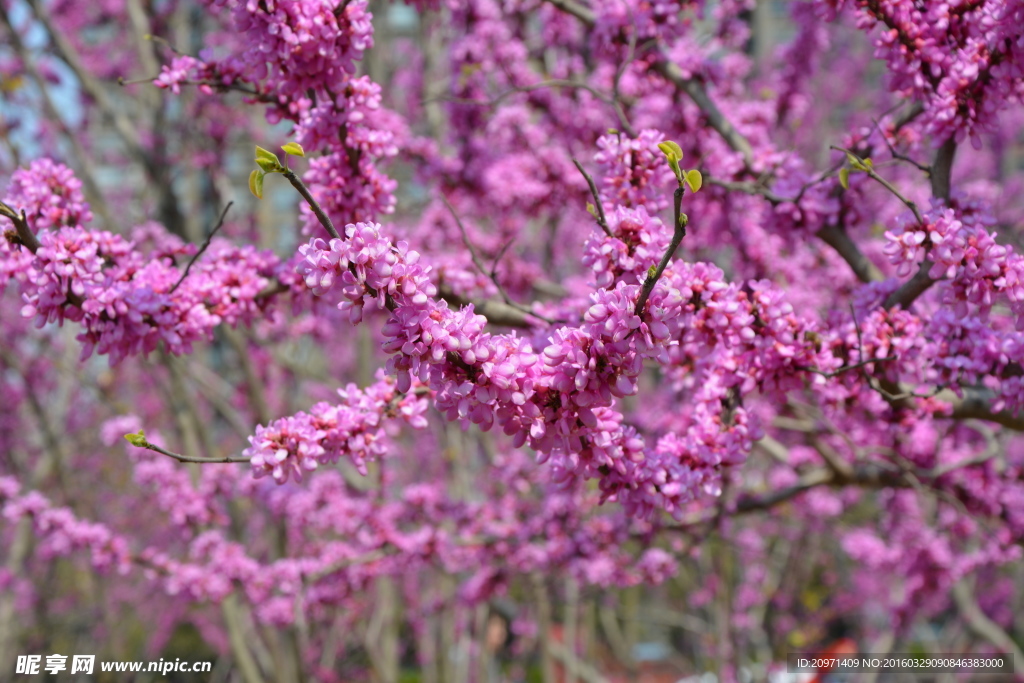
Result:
[438, 285, 543, 328]
[634, 186, 687, 318]
[650, 60, 754, 167]
[0, 202, 39, 253]
[127, 437, 252, 465]
[882, 138, 957, 310]
[169, 202, 233, 293]
[572, 158, 612, 237]
[542, 0, 753, 166]
[282, 170, 340, 240]
[952, 579, 1024, 663]
[815, 221, 884, 283]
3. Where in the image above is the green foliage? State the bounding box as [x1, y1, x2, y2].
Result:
[281, 141, 305, 157]
[123, 430, 148, 447]
[657, 140, 701, 193]
[684, 168, 702, 193]
[254, 145, 284, 173]
[249, 169, 265, 199]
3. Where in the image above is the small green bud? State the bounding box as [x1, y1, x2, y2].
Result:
[124, 430, 148, 448]
[249, 169, 265, 199]
[838, 168, 850, 190]
[586, 202, 598, 218]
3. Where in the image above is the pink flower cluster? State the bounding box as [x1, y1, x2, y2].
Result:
[293, 216, 844, 518]
[0, 477, 132, 575]
[245, 373, 430, 483]
[828, 0, 1024, 143]
[201, 0, 373, 98]
[883, 203, 1024, 323]
[2, 158, 92, 230]
[582, 205, 672, 288]
[593, 129, 675, 212]
[155, 0, 402, 226]
[3, 161, 290, 364]
[153, 55, 212, 95]
[18, 227, 283, 363]
[592, 0, 693, 53]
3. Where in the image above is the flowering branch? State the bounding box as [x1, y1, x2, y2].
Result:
[634, 141, 700, 318]
[543, 0, 755, 166]
[882, 139, 957, 310]
[634, 187, 686, 318]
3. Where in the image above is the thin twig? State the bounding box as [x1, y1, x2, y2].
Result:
[572, 159, 612, 237]
[882, 138, 957, 310]
[798, 355, 898, 378]
[634, 186, 686, 317]
[831, 145, 924, 225]
[490, 238, 516, 285]
[872, 117, 931, 174]
[169, 201, 233, 293]
[440, 197, 554, 324]
[442, 196, 490, 278]
[132, 439, 251, 464]
[283, 170, 339, 240]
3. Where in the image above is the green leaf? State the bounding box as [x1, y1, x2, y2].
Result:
[281, 142, 305, 157]
[668, 158, 683, 183]
[607, 128, 619, 135]
[586, 202, 598, 218]
[843, 152, 867, 172]
[839, 168, 849, 190]
[656, 141, 680, 162]
[255, 146, 282, 172]
[663, 140, 683, 159]
[256, 158, 281, 173]
[255, 145, 278, 163]
[249, 169, 265, 199]
[684, 169, 702, 193]
[124, 430, 148, 448]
